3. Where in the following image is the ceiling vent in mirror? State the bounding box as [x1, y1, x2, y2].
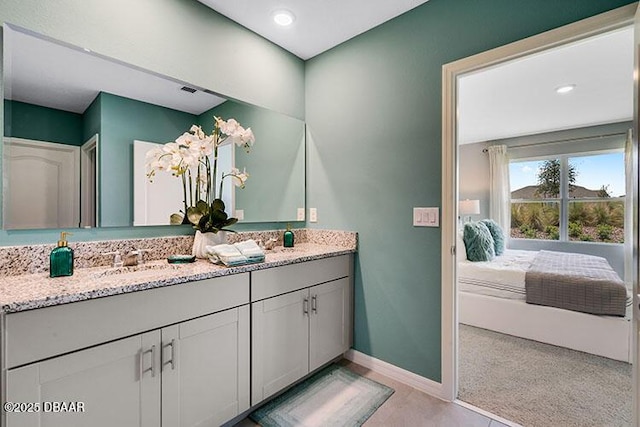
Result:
[180, 86, 197, 93]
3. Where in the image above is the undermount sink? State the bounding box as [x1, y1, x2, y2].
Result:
[92, 263, 181, 279]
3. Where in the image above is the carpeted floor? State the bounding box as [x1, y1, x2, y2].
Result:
[458, 324, 632, 427]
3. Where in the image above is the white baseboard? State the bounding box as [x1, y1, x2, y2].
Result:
[344, 349, 444, 400]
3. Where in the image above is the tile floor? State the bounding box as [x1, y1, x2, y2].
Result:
[235, 359, 514, 427]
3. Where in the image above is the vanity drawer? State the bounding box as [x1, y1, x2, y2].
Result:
[5, 273, 249, 369]
[251, 255, 350, 301]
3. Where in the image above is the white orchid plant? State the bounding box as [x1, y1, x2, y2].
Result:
[146, 116, 255, 233]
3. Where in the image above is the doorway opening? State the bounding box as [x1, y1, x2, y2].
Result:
[441, 4, 638, 426]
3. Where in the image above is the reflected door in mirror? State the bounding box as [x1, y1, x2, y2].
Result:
[3, 138, 80, 229]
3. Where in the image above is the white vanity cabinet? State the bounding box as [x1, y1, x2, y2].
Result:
[250, 255, 353, 405]
[3, 274, 250, 427]
[1, 252, 354, 427]
[161, 306, 249, 427]
[7, 331, 162, 427]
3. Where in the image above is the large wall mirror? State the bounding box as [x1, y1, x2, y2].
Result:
[2, 24, 305, 230]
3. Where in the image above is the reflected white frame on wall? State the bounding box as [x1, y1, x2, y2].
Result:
[441, 1, 636, 407]
[80, 133, 99, 228]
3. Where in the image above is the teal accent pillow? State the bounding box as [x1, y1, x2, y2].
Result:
[480, 219, 505, 256]
[463, 222, 495, 262]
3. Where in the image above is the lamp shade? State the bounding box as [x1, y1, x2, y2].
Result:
[459, 199, 480, 215]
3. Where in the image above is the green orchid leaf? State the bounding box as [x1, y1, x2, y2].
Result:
[212, 198, 226, 212]
[198, 214, 210, 230]
[195, 200, 209, 214]
[211, 209, 228, 223]
[186, 206, 205, 225]
[169, 213, 184, 225]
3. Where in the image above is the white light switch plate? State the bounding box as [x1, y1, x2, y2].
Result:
[236, 209, 244, 221]
[297, 208, 305, 221]
[413, 207, 439, 227]
[309, 208, 318, 223]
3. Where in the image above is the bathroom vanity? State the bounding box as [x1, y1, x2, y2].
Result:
[0, 236, 355, 427]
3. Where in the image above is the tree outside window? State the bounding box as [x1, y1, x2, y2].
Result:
[509, 151, 624, 243]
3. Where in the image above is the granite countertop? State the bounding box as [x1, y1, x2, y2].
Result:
[0, 243, 355, 314]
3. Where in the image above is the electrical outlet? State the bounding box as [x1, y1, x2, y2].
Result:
[235, 209, 244, 220]
[309, 208, 318, 223]
[297, 208, 305, 221]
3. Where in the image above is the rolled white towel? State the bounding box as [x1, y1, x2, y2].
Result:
[206, 244, 247, 266]
[234, 239, 265, 258]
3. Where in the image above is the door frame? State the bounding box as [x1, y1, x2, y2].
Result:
[80, 133, 99, 228]
[441, 2, 637, 406]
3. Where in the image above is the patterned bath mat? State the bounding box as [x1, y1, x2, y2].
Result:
[250, 364, 394, 427]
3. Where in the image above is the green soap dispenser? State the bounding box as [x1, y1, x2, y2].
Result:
[50, 232, 74, 278]
[283, 224, 295, 248]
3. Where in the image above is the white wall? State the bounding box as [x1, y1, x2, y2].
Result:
[459, 141, 490, 220]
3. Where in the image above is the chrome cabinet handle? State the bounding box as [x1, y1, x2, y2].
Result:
[140, 345, 157, 378]
[303, 297, 309, 316]
[311, 295, 317, 314]
[163, 339, 177, 370]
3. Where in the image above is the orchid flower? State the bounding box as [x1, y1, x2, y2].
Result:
[146, 116, 255, 232]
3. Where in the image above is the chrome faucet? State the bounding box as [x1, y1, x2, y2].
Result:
[256, 238, 278, 251]
[134, 249, 150, 265]
[123, 249, 151, 266]
[102, 251, 124, 268]
[123, 251, 138, 267]
[102, 249, 150, 267]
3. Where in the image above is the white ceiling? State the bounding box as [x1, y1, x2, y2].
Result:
[458, 27, 633, 145]
[197, 0, 430, 60]
[4, 25, 226, 115]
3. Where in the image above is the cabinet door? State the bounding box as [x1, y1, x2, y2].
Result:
[309, 277, 352, 372]
[252, 289, 309, 405]
[162, 306, 249, 427]
[6, 331, 161, 427]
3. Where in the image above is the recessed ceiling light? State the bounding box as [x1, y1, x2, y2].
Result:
[273, 10, 295, 26]
[555, 84, 576, 94]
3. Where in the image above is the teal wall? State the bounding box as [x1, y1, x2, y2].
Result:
[0, 0, 304, 243]
[304, 0, 635, 381]
[201, 101, 305, 223]
[4, 100, 83, 145]
[98, 92, 196, 227]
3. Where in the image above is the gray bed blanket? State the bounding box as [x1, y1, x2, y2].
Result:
[525, 250, 627, 316]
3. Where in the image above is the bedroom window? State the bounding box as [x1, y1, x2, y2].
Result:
[509, 151, 624, 243]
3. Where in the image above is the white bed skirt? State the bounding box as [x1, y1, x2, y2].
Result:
[459, 291, 631, 362]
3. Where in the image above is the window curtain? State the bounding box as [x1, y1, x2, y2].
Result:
[488, 145, 510, 234]
[624, 129, 633, 286]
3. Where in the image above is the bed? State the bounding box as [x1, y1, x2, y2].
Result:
[458, 249, 632, 362]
